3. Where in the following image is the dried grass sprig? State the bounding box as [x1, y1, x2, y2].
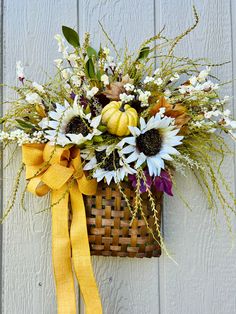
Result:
[0, 162, 25, 223]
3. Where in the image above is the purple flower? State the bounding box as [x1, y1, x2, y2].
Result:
[128, 170, 152, 193]
[128, 169, 173, 196]
[80, 95, 88, 108]
[70, 91, 76, 100]
[153, 170, 173, 196]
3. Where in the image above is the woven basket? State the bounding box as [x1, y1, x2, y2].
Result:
[84, 182, 162, 258]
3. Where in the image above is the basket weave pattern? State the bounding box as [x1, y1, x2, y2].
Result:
[85, 182, 162, 258]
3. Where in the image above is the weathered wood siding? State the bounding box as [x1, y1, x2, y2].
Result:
[1, 1, 236, 313]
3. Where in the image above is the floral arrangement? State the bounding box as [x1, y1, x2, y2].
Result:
[1, 7, 236, 313]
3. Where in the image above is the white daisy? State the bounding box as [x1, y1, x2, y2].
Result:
[86, 87, 99, 99]
[101, 74, 109, 86]
[38, 96, 102, 146]
[32, 82, 45, 93]
[118, 114, 183, 176]
[25, 92, 42, 104]
[82, 145, 136, 184]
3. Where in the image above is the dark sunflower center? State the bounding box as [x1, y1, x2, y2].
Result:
[65, 116, 89, 136]
[136, 129, 162, 156]
[95, 150, 120, 171]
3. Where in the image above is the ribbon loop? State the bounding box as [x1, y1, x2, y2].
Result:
[77, 174, 97, 195]
[27, 175, 50, 196]
[22, 143, 45, 165]
[43, 143, 71, 165]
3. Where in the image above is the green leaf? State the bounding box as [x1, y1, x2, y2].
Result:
[98, 125, 107, 132]
[85, 58, 96, 79]
[84, 106, 91, 114]
[96, 70, 101, 81]
[98, 45, 103, 57]
[62, 26, 80, 48]
[87, 46, 97, 58]
[93, 135, 104, 143]
[137, 46, 150, 60]
[16, 119, 35, 130]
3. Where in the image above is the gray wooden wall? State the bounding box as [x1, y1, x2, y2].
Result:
[2, 0, 236, 313]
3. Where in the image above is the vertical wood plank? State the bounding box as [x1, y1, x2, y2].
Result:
[2, 1, 77, 313]
[158, 1, 236, 314]
[0, 1, 3, 313]
[78, 1, 160, 313]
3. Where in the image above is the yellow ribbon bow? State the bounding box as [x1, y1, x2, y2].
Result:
[22, 142, 103, 314]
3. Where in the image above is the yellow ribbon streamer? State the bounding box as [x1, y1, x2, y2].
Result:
[51, 184, 77, 313]
[22, 143, 103, 314]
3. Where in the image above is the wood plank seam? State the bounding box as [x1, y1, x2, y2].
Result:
[0, 1, 4, 313]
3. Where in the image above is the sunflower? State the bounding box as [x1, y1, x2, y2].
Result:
[82, 145, 136, 184]
[118, 114, 183, 176]
[38, 96, 102, 146]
